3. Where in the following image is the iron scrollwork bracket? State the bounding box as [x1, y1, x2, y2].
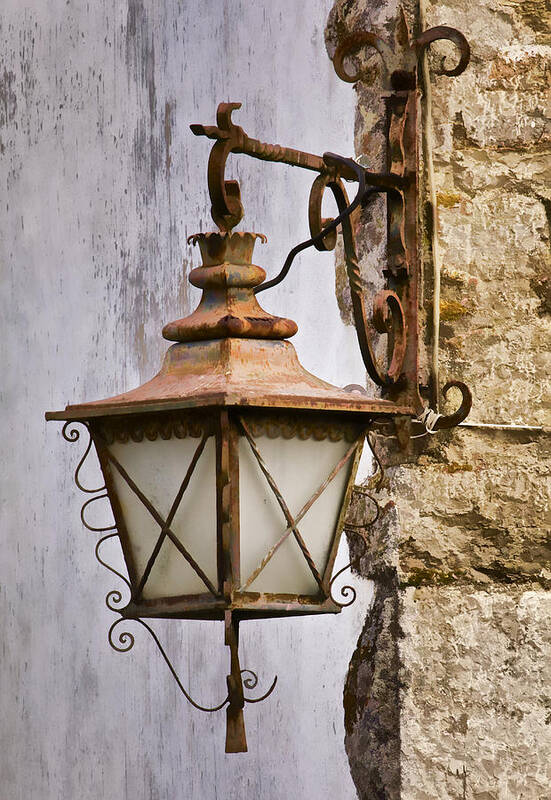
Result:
[190, 19, 472, 434]
[332, 20, 472, 431]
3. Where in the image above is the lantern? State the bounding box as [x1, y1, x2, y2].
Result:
[47, 48, 472, 747]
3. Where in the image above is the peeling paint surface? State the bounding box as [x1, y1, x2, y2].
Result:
[0, 3, 373, 798]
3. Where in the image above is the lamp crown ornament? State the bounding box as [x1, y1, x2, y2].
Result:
[47, 18, 473, 753]
[162, 231, 298, 344]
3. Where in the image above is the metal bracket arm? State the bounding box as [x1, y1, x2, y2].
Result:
[189, 18, 472, 433]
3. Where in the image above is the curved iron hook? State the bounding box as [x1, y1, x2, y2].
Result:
[190, 102, 245, 231]
[332, 31, 398, 86]
[332, 25, 469, 89]
[414, 26, 470, 77]
[432, 380, 472, 430]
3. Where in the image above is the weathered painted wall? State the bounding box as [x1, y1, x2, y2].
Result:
[0, 3, 373, 798]
[327, 1, 551, 798]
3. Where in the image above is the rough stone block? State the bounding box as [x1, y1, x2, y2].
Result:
[400, 587, 551, 800]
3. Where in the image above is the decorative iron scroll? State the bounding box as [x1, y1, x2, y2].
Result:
[63, 422, 115, 533]
[255, 153, 408, 389]
[190, 113, 471, 424]
[107, 617, 277, 713]
[329, 434, 383, 607]
[332, 23, 470, 87]
[63, 422, 276, 720]
[305, 156, 407, 388]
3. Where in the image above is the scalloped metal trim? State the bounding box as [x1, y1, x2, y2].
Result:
[95, 411, 361, 445]
[187, 231, 267, 246]
[243, 413, 361, 442]
[96, 412, 212, 445]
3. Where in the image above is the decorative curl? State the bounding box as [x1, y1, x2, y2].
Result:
[95, 534, 131, 593]
[414, 26, 470, 77]
[333, 31, 397, 85]
[332, 25, 470, 91]
[106, 590, 127, 613]
[241, 670, 278, 704]
[344, 486, 381, 530]
[293, 155, 407, 388]
[81, 493, 117, 533]
[372, 290, 407, 385]
[108, 616, 230, 712]
[329, 529, 369, 608]
[241, 669, 258, 690]
[330, 579, 358, 608]
[330, 434, 383, 608]
[432, 380, 472, 430]
[108, 618, 135, 653]
[62, 422, 81, 443]
[125, 619, 230, 712]
[62, 421, 105, 494]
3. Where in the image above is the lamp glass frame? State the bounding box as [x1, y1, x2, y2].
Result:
[87, 406, 369, 624]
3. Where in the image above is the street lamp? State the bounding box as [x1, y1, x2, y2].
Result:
[47, 23, 472, 752]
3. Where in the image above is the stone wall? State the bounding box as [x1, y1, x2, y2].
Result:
[327, 1, 550, 798]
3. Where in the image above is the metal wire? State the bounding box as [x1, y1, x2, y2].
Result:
[254, 154, 377, 294]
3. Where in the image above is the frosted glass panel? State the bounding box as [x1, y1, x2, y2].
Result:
[239, 433, 355, 595]
[109, 436, 217, 599]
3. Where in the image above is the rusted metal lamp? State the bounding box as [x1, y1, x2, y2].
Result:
[47, 21, 472, 753]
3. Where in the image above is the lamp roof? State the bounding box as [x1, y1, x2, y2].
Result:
[46, 231, 415, 422]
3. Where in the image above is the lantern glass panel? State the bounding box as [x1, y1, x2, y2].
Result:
[238, 424, 357, 595]
[108, 434, 217, 599]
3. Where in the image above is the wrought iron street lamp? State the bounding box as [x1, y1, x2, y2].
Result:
[47, 22, 472, 752]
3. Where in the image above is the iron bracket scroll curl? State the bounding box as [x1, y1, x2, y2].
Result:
[331, 18, 472, 428]
[62, 422, 277, 727]
[332, 21, 470, 89]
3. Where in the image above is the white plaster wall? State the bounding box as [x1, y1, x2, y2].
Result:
[1, 2, 372, 798]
